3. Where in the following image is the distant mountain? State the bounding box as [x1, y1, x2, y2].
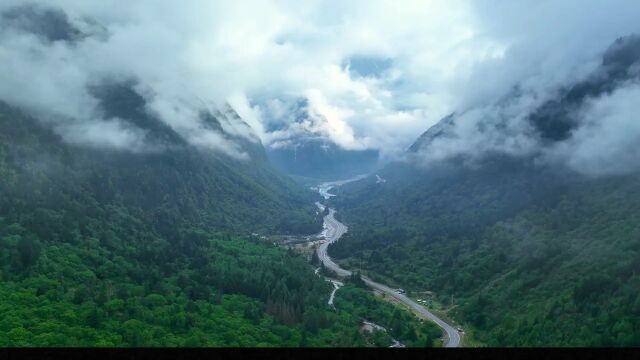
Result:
[0, 2, 109, 44]
[408, 113, 456, 153]
[328, 35, 640, 346]
[410, 34, 640, 153]
[264, 100, 379, 181]
[268, 139, 379, 182]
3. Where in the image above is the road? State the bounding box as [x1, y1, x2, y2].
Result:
[316, 208, 351, 277]
[316, 206, 461, 348]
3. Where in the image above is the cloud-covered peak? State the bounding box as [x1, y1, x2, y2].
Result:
[1, 3, 83, 43]
[410, 34, 640, 176]
[0, 1, 639, 168]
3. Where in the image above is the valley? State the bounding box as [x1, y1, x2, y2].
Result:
[312, 178, 461, 347]
[1, 1, 639, 349]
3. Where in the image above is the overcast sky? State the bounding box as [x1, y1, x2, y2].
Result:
[1, 1, 640, 173]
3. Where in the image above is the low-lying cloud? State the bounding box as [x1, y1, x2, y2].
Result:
[546, 82, 640, 176]
[0, 0, 639, 172]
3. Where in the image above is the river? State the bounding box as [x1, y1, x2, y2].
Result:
[312, 176, 462, 348]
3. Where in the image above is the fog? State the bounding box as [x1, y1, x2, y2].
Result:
[1, 1, 639, 173]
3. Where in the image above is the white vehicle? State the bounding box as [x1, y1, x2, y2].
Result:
[395, 288, 406, 294]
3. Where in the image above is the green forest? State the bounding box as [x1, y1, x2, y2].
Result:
[0, 225, 439, 347]
[3, 0, 640, 350]
[0, 102, 441, 347]
[334, 281, 442, 347]
[329, 159, 640, 346]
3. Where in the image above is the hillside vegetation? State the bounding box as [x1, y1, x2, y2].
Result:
[330, 159, 640, 346]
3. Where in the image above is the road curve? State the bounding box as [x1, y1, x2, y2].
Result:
[316, 207, 461, 348]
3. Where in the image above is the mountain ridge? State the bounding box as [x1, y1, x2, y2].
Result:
[327, 35, 640, 346]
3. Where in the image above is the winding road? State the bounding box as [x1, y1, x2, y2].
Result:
[315, 185, 461, 348]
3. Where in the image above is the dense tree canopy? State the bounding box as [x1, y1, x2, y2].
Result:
[330, 158, 640, 346]
[0, 102, 440, 347]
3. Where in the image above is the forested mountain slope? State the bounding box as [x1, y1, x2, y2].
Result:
[0, 91, 321, 236]
[328, 35, 640, 346]
[0, 99, 333, 346]
[331, 159, 640, 346]
[0, 97, 443, 347]
[0, 6, 441, 345]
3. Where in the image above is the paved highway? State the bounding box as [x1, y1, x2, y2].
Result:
[316, 206, 461, 348]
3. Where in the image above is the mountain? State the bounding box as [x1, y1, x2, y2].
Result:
[0, 3, 446, 347]
[0, 87, 328, 342]
[4, 78, 324, 236]
[408, 113, 456, 153]
[409, 34, 640, 152]
[327, 36, 640, 346]
[0, 82, 443, 347]
[268, 139, 379, 182]
[264, 99, 380, 181]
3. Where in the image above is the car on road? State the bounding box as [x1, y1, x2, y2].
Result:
[395, 288, 406, 294]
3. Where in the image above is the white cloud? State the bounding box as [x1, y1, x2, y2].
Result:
[61, 118, 151, 152]
[0, 0, 639, 168]
[546, 82, 640, 176]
